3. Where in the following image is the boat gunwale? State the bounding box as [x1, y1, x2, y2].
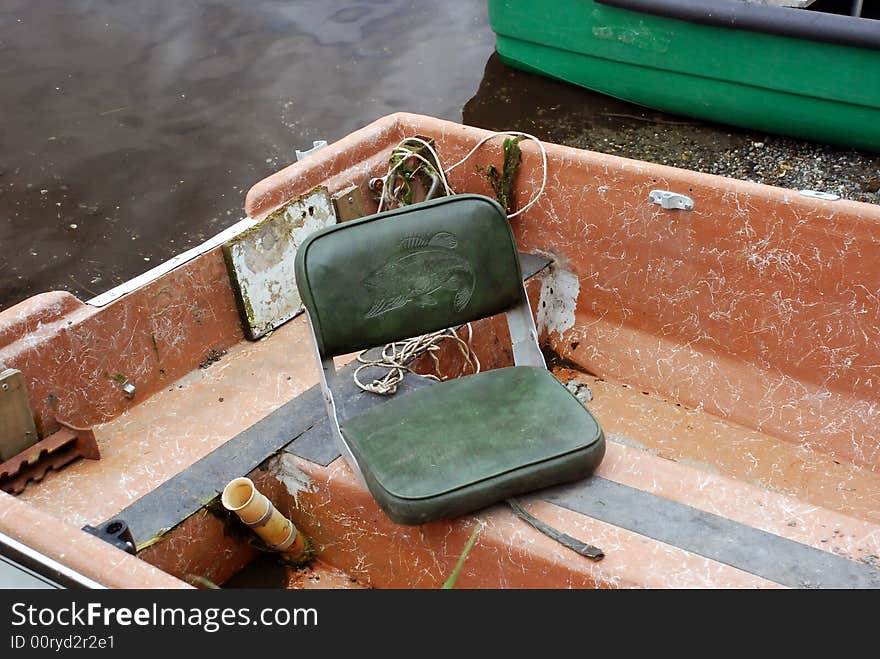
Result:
[596, 0, 880, 51]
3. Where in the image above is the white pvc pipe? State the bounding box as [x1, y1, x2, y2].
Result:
[221, 477, 307, 559]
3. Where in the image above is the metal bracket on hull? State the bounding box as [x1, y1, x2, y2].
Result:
[295, 140, 328, 162]
[0, 368, 38, 462]
[332, 185, 372, 223]
[799, 189, 841, 201]
[82, 519, 137, 555]
[649, 189, 695, 210]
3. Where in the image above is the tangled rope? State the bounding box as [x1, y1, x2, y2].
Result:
[359, 131, 547, 395]
[376, 132, 548, 219]
[353, 325, 480, 395]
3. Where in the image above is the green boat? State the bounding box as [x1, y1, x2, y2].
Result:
[488, 0, 880, 151]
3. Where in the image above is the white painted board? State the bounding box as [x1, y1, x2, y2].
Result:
[223, 186, 337, 339]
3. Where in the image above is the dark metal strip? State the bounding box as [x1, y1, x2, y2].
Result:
[541, 476, 880, 589]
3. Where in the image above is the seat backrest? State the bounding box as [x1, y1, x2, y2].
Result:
[295, 194, 525, 358]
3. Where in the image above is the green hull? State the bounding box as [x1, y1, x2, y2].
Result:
[489, 1, 880, 151]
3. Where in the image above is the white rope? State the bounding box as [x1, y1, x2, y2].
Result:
[445, 130, 548, 219]
[376, 131, 548, 219]
[359, 130, 547, 395]
[376, 137, 453, 214]
[354, 325, 480, 395]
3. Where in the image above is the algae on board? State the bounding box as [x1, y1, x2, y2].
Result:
[481, 135, 525, 215]
[222, 186, 337, 340]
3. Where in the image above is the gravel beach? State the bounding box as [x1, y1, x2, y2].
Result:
[464, 54, 880, 206]
[563, 121, 880, 205]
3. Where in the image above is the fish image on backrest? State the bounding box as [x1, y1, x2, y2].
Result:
[362, 231, 475, 319]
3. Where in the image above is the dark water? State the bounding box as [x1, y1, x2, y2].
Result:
[0, 0, 493, 309]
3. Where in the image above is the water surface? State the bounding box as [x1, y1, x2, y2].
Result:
[0, 0, 493, 308]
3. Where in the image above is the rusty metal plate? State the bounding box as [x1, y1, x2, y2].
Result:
[0, 368, 38, 462]
[223, 186, 337, 340]
[332, 184, 372, 222]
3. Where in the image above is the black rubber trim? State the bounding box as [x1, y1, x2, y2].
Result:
[596, 0, 880, 50]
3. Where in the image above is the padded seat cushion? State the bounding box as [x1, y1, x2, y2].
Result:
[341, 366, 605, 524]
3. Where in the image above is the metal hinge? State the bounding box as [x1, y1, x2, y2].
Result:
[649, 190, 695, 211]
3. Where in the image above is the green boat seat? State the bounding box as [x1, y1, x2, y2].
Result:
[294, 193, 605, 525]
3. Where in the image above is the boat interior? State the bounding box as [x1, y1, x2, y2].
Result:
[1, 113, 879, 589]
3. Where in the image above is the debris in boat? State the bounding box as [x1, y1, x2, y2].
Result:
[122, 381, 136, 399]
[508, 499, 604, 560]
[135, 528, 171, 553]
[542, 348, 597, 376]
[202, 494, 255, 542]
[221, 477, 311, 566]
[479, 135, 524, 214]
[110, 373, 136, 399]
[375, 131, 548, 218]
[199, 348, 227, 369]
[442, 521, 483, 589]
